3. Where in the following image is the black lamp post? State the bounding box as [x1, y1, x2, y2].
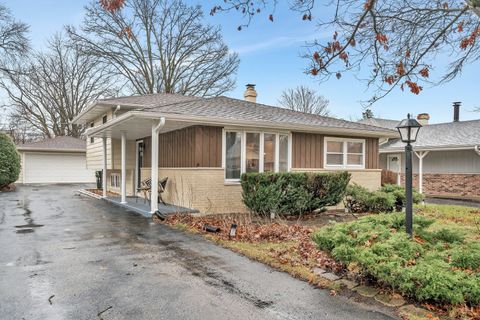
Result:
[396, 114, 422, 237]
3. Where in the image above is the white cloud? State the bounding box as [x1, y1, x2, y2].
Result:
[230, 31, 329, 55]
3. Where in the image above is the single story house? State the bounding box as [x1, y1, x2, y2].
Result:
[359, 104, 480, 200]
[72, 85, 396, 214]
[16, 136, 95, 184]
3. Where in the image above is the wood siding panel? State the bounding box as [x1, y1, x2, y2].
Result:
[141, 125, 222, 168]
[292, 132, 380, 169]
[292, 132, 324, 169]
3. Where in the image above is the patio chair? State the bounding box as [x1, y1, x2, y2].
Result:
[136, 178, 152, 204]
[136, 177, 168, 205]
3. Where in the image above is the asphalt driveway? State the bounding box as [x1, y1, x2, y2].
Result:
[0, 184, 395, 320]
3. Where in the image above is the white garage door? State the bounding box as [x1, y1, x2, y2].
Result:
[24, 153, 95, 184]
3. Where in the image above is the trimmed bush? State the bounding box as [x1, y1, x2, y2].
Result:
[345, 183, 423, 213]
[241, 171, 351, 216]
[312, 213, 480, 305]
[365, 191, 396, 213]
[380, 184, 423, 211]
[0, 133, 21, 188]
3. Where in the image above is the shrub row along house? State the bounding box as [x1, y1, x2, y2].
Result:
[72, 85, 396, 214]
[360, 103, 480, 200]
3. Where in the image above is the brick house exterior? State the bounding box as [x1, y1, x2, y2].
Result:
[360, 114, 480, 200]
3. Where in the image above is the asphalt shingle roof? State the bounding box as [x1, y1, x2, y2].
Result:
[98, 93, 201, 108]
[358, 117, 401, 130]
[115, 95, 395, 134]
[17, 136, 86, 151]
[361, 118, 480, 150]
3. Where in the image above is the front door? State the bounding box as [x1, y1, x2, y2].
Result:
[387, 154, 401, 173]
[136, 140, 144, 190]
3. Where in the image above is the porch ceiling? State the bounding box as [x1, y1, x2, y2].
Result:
[88, 116, 195, 140]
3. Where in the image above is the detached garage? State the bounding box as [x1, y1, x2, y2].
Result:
[16, 136, 95, 184]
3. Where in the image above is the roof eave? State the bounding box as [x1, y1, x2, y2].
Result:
[380, 145, 480, 153]
[87, 111, 397, 138]
[17, 147, 86, 153]
[71, 101, 144, 125]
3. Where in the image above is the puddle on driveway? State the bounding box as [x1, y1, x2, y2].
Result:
[16, 228, 34, 234]
[14, 199, 43, 234]
[15, 224, 44, 228]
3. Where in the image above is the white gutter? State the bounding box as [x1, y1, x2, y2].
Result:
[16, 147, 86, 153]
[87, 110, 397, 139]
[475, 145, 480, 156]
[380, 145, 480, 153]
[71, 102, 147, 125]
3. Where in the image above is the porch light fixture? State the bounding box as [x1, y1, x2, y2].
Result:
[229, 224, 237, 239]
[396, 114, 422, 238]
[396, 113, 421, 144]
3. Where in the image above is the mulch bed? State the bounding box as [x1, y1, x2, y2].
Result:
[157, 213, 343, 273]
[0, 183, 16, 192]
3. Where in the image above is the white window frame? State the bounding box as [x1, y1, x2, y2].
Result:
[222, 129, 292, 183]
[324, 137, 366, 169]
[110, 173, 120, 188]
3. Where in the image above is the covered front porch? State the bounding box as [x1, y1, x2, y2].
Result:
[87, 112, 199, 216]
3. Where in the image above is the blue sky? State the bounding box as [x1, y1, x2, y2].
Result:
[3, 0, 479, 123]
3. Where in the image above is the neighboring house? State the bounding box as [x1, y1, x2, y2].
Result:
[359, 105, 480, 200]
[16, 136, 95, 184]
[72, 85, 396, 214]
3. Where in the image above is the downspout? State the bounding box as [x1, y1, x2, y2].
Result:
[475, 145, 480, 156]
[150, 117, 166, 214]
[113, 105, 121, 118]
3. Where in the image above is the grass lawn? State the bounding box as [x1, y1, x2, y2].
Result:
[415, 204, 480, 241]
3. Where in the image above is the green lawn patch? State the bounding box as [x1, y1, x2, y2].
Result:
[312, 211, 480, 306]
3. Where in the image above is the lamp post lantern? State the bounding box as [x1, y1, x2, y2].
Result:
[396, 114, 422, 237]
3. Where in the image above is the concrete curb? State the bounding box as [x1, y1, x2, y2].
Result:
[77, 189, 102, 200]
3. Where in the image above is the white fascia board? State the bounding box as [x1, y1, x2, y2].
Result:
[379, 145, 478, 153]
[71, 102, 145, 125]
[16, 147, 86, 153]
[137, 111, 397, 138]
[88, 110, 397, 139]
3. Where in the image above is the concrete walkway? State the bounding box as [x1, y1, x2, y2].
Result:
[0, 184, 396, 320]
[106, 195, 198, 217]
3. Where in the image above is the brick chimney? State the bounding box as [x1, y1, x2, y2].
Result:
[417, 113, 430, 125]
[244, 84, 257, 103]
[453, 101, 461, 122]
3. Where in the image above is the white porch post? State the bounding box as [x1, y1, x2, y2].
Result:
[120, 131, 127, 204]
[150, 117, 166, 214]
[414, 151, 429, 194]
[102, 137, 107, 198]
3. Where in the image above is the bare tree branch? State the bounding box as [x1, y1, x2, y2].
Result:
[278, 85, 330, 116]
[67, 0, 240, 97]
[0, 33, 117, 138]
[213, 0, 480, 105]
[0, 4, 29, 70]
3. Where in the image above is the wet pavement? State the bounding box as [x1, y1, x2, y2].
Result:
[425, 197, 480, 208]
[0, 184, 396, 320]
